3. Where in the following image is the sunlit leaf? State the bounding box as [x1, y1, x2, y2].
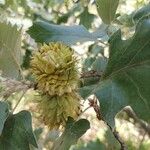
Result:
[96, 0, 119, 24]
[0, 22, 22, 79]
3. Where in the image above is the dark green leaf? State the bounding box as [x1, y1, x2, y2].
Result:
[22, 49, 32, 69]
[88, 44, 104, 56]
[27, 21, 98, 45]
[79, 7, 95, 29]
[79, 84, 97, 99]
[0, 22, 22, 79]
[0, 110, 38, 150]
[52, 117, 90, 150]
[95, 16, 150, 126]
[92, 56, 107, 73]
[133, 3, 150, 23]
[73, 139, 105, 150]
[0, 101, 9, 135]
[96, 0, 119, 24]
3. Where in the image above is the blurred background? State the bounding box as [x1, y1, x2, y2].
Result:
[0, 0, 150, 149]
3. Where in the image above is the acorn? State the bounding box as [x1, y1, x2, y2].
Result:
[36, 92, 81, 129]
[30, 42, 79, 96]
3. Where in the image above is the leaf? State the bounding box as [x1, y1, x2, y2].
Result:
[79, 7, 96, 29]
[133, 3, 150, 23]
[79, 84, 96, 99]
[0, 22, 22, 79]
[96, 0, 119, 24]
[27, 21, 98, 45]
[0, 101, 9, 135]
[92, 56, 107, 73]
[95, 16, 150, 126]
[0, 110, 38, 150]
[52, 117, 90, 150]
[73, 139, 105, 150]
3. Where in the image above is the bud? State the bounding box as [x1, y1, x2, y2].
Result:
[30, 42, 79, 96]
[37, 92, 81, 129]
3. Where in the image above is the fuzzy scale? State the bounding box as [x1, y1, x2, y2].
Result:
[31, 43, 79, 96]
[30, 42, 81, 129]
[37, 92, 80, 129]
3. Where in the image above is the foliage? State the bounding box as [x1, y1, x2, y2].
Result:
[0, 0, 150, 150]
[0, 22, 22, 79]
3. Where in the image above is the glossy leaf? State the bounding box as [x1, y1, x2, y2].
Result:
[52, 117, 90, 150]
[27, 21, 98, 45]
[0, 110, 38, 150]
[0, 22, 22, 79]
[96, 0, 119, 24]
[0, 101, 9, 135]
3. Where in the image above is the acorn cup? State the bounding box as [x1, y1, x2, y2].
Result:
[30, 42, 79, 96]
[30, 42, 81, 129]
[36, 92, 81, 129]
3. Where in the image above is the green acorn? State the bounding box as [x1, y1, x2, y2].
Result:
[31, 42, 79, 96]
[36, 92, 81, 129]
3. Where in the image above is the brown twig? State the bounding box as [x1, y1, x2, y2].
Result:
[123, 106, 150, 137]
[89, 97, 127, 150]
[80, 70, 102, 78]
[106, 123, 127, 150]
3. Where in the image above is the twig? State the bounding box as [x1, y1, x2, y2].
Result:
[123, 107, 150, 137]
[89, 97, 127, 150]
[80, 70, 102, 78]
[106, 123, 127, 150]
[138, 131, 146, 148]
[78, 106, 91, 117]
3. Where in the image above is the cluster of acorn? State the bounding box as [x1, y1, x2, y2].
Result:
[30, 42, 81, 129]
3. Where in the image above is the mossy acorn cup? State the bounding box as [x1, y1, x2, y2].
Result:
[37, 92, 81, 129]
[31, 42, 81, 129]
[30, 42, 79, 96]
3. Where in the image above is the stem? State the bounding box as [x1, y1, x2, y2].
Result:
[79, 106, 91, 117]
[106, 122, 127, 150]
[91, 97, 127, 150]
[123, 107, 150, 137]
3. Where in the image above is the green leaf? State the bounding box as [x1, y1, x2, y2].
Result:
[73, 139, 105, 150]
[79, 84, 97, 99]
[95, 16, 150, 126]
[92, 56, 107, 73]
[27, 21, 98, 45]
[96, 0, 119, 24]
[79, 7, 96, 29]
[0, 110, 38, 150]
[133, 4, 150, 23]
[0, 101, 9, 135]
[0, 22, 22, 79]
[52, 117, 90, 150]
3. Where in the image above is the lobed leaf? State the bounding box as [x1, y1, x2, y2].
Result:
[0, 22, 22, 79]
[27, 21, 100, 45]
[96, 0, 119, 24]
[0, 101, 9, 135]
[0, 110, 38, 150]
[94, 16, 150, 126]
[52, 117, 90, 150]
